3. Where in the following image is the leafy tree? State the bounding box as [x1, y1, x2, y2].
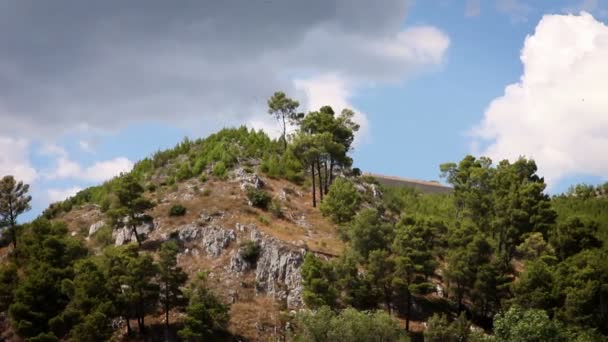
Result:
[8, 219, 87, 339]
[493, 306, 570, 342]
[366, 250, 396, 315]
[391, 217, 437, 330]
[123, 251, 159, 335]
[293, 306, 409, 342]
[511, 260, 557, 312]
[320, 177, 361, 223]
[346, 208, 393, 260]
[515, 232, 556, 261]
[267, 91, 302, 151]
[424, 313, 483, 342]
[158, 240, 188, 333]
[0, 175, 32, 248]
[107, 174, 154, 246]
[0, 263, 17, 312]
[550, 217, 602, 260]
[332, 253, 377, 310]
[301, 254, 338, 309]
[179, 272, 230, 341]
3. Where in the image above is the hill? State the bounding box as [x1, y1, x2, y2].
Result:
[0, 96, 607, 342]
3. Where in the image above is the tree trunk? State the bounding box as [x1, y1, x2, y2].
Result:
[311, 163, 316, 208]
[282, 115, 287, 151]
[384, 286, 392, 315]
[8, 200, 16, 249]
[10, 225, 16, 249]
[131, 222, 142, 246]
[317, 159, 324, 201]
[126, 316, 132, 335]
[328, 158, 334, 189]
[405, 290, 411, 332]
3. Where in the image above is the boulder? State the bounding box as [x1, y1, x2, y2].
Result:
[88, 220, 105, 237]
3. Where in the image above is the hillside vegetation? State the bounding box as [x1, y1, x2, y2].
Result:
[0, 92, 607, 341]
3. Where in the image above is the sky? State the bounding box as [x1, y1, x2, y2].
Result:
[1, 0, 608, 220]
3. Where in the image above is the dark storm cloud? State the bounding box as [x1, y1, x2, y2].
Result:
[0, 0, 446, 136]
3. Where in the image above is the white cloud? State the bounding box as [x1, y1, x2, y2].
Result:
[45, 156, 133, 182]
[0, 137, 37, 183]
[294, 74, 371, 146]
[47, 186, 82, 202]
[472, 12, 608, 187]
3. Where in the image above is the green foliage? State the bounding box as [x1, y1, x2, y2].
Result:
[212, 161, 228, 179]
[320, 178, 361, 223]
[91, 224, 114, 248]
[0, 175, 32, 248]
[159, 241, 188, 330]
[550, 217, 602, 260]
[493, 306, 570, 342]
[424, 313, 484, 342]
[178, 272, 230, 341]
[269, 199, 283, 218]
[246, 187, 272, 209]
[8, 219, 88, 339]
[292, 306, 409, 342]
[169, 204, 187, 217]
[239, 240, 261, 264]
[345, 208, 393, 260]
[301, 254, 338, 309]
[0, 263, 18, 311]
[106, 174, 154, 246]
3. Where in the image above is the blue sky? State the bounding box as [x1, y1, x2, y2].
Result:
[1, 0, 607, 220]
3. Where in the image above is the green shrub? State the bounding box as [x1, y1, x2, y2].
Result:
[169, 204, 187, 217]
[246, 187, 272, 209]
[92, 225, 114, 247]
[259, 216, 270, 225]
[320, 178, 362, 223]
[200, 174, 208, 183]
[240, 241, 261, 264]
[269, 200, 283, 218]
[212, 161, 227, 179]
[146, 183, 157, 192]
[176, 163, 193, 181]
[202, 188, 212, 197]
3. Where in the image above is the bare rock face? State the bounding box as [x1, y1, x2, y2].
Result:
[114, 219, 155, 246]
[199, 225, 236, 257]
[88, 220, 105, 237]
[230, 225, 305, 309]
[233, 168, 264, 191]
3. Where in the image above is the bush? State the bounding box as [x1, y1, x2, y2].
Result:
[169, 204, 187, 217]
[269, 199, 283, 218]
[320, 178, 362, 223]
[212, 161, 228, 179]
[259, 216, 270, 225]
[146, 183, 157, 192]
[92, 225, 114, 248]
[240, 241, 261, 264]
[202, 188, 212, 197]
[246, 187, 272, 209]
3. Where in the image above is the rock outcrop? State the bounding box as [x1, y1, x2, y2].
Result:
[114, 219, 155, 246]
[174, 223, 236, 257]
[88, 220, 105, 237]
[230, 224, 305, 309]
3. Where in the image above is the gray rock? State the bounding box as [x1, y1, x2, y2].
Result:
[234, 167, 265, 191]
[200, 226, 236, 257]
[178, 224, 200, 241]
[114, 218, 155, 246]
[88, 220, 105, 237]
[229, 228, 305, 309]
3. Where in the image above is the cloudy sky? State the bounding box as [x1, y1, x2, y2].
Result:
[1, 0, 607, 220]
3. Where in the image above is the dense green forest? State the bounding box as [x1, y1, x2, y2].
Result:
[0, 92, 607, 341]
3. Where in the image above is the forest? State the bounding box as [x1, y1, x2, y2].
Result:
[0, 91, 607, 341]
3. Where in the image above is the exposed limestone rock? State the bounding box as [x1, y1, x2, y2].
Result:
[88, 220, 105, 237]
[177, 224, 200, 241]
[199, 225, 236, 257]
[229, 227, 305, 309]
[114, 219, 155, 246]
[233, 167, 264, 191]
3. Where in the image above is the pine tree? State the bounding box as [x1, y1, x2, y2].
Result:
[0, 175, 32, 249]
[158, 240, 188, 336]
